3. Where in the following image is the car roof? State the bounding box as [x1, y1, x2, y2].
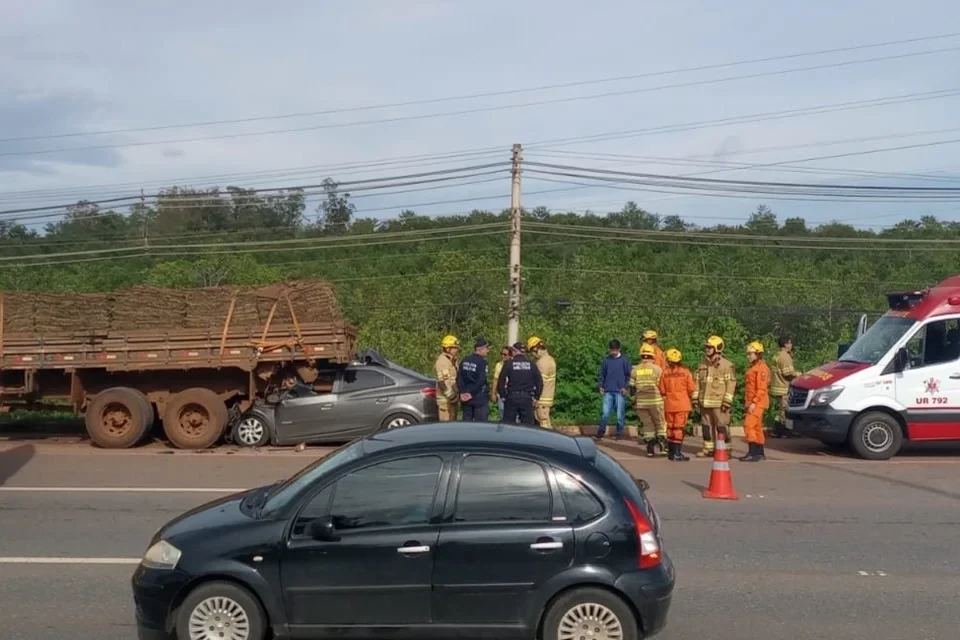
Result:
[359, 422, 596, 461]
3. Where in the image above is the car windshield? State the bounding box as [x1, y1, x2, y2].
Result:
[840, 315, 915, 365]
[261, 440, 364, 515]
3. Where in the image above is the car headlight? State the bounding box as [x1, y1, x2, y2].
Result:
[810, 385, 844, 407]
[142, 540, 182, 570]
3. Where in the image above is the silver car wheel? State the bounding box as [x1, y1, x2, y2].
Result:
[188, 596, 251, 640]
[861, 421, 892, 453]
[236, 417, 265, 446]
[557, 602, 624, 640]
[386, 416, 412, 429]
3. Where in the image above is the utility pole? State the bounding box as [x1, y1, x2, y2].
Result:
[507, 143, 522, 345]
[140, 188, 149, 249]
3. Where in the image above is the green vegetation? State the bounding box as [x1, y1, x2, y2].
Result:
[2, 183, 957, 425]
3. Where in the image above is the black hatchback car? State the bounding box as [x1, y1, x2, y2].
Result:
[132, 423, 675, 640]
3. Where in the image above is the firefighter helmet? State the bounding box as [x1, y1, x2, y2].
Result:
[640, 343, 656, 358]
[642, 330, 658, 341]
[705, 335, 725, 352]
[665, 348, 682, 363]
[526, 336, 544, 351]
[747, 340, 765, 354]
[440, 335, 460, 349]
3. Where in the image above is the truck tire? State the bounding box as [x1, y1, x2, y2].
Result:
[162, 388, 229, 450]
[849, 411, 903, 460]
[85, 387, 152, 449]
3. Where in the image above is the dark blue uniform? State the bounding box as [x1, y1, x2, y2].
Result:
[496, 355, 543, 425]
[457, 353, 490, 422]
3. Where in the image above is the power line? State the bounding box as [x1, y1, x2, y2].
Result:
[5, 31, 957, 145]
[5, 48, 959, 159]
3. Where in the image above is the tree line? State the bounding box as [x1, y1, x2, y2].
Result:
[2, 181, 958, 424]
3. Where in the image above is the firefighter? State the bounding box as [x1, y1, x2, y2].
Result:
[642, 330, 667, 370]
[630, 343, 667, 457]
[527, 336, 556, 429]
[658, 348, 695, 461]
[741, 341, 771, 461]
[435, 335, 461, 421]
[692, 335, 736, 457]
[497, 344, 543, 426]
[770, 336, 799, 438]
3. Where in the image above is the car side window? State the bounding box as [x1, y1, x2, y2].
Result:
[292, 485, 333, 537]
[554, 469, 604, 523]
[454, 455, 551, 522]
[904, 319, 960, 369]
[327, 456, 443, 531]
[342, 369, 394, 393]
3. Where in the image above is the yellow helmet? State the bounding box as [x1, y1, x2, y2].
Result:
[526, 336, 544, 351]
[642, 330, 658, 341]
[665, 348, 682, 363]
[440, 335, 460, 349]
[705, 335, 725, 352]
[639, 343, 656, 358]
[747, 341, 765, 354]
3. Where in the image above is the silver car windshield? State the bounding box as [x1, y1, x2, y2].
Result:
[839, 316, 915, 365]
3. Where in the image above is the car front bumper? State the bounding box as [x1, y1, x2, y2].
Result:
[132, 564, 192, 639]
[786, 406, 856, 444]
[614, 555, 675, 637]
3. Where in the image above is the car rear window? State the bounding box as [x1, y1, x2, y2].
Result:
[595, 450, 649, 516]
[554, 468, 604, 523]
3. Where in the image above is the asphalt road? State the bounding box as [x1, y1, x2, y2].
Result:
[2, 437, 960, 639]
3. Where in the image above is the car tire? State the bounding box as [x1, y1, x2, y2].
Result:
[84, 387, 153, 449]
[175, 580, 266, 640]
[849, 411, 903, 461]
[232, 414, 271, 448]
[381, 412, 418, 430]
[542, 587, 639, 640]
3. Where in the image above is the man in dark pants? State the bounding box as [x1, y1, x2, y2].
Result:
[457, 338, 491, 422]
[497, 345, 543, 425]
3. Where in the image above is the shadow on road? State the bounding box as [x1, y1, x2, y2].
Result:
[0, 444, 36, 487]
[682, 480, 707, 494]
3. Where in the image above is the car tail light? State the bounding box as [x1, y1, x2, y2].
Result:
[421, 387, 436, 397]
[624, 498, 661, 569]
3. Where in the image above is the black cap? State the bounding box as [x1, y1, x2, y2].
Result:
[512, 342, 525, 352]
[474, 338, 490, 348]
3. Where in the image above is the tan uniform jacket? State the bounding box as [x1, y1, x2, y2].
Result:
[435, 353, 459, 404]
[770, 349, 797, 396]
[536, 352, 557, 407]
[630, 361, 664, 407]
[693, 356, 736, 408]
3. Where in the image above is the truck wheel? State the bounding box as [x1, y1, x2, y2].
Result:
[163, 388, 229, 450]
[849, 411, 903, 460]
[85, 387, 152, 449]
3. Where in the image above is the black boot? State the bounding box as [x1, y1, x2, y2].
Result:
[771, 421, 785, 438]
[738, 443, 756, 461]
[645, 439, 656, 457]
[671, 442, 690, 461]
[742, 444, 766, 462]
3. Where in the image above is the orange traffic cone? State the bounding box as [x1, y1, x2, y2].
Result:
[702, 433, 739, 500]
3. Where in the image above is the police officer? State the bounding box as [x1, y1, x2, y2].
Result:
[458, 338, 491, 422]
[497, 344, 543, 426]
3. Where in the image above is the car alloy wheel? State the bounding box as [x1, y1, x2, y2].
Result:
[387, 416, 412, 429]
[187, 596, 251, 640]
[557, 602, 624, 640]
[235, 417, 266, 447]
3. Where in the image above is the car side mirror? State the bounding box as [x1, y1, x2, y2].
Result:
[306, 515, 339, 542]
[635, 478, 650, 492]
[894, 347, 909, 372]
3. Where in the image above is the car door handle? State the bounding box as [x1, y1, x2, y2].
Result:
[397, 545, 431, 554]
[375, 397, 390, 404]
[950, 373, 960, 379]
[530, 541, 563, 551]
[320, 404, 333, 410]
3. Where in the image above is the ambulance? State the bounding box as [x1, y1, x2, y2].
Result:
[787, 275, 960, 459]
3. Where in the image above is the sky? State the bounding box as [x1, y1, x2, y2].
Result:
[1, 0, 959, 230]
